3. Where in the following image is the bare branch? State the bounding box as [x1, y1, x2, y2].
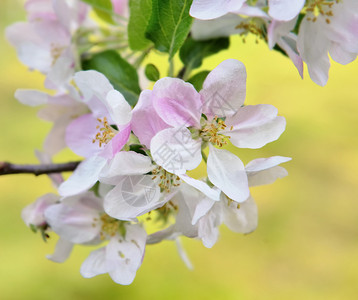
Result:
[0, 161, 81, 176]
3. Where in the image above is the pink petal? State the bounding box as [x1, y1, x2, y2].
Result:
[152, 77, 202, 128]
[132, 90, 170, 148]
[66, 114, 102, 158]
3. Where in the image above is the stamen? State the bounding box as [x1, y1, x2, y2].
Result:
[305, 0, 339, 22]
[200, 116, 232, 147]
[235, 19, 265, 43]
[93, 117, 116, 147]
[151, 167, 181, 193]
[99, 214, 121, 240]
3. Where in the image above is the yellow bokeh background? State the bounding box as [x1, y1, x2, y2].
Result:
[1, 1, 358, 299]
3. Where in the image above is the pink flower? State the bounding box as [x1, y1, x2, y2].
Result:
[6, 0, 89, 88]
[59, 70, 132, 197]
[149, 59, 286, 202]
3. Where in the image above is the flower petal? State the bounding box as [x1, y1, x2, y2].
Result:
[201, 59, 247, 118]
[104, 175, 162, 220]
[15, 89, 49, 106]
[58, 156, 107, 197]
[191, 14, 243, 40]
[222, 196, 257, 234]
[192, 196, 216, 225]
[100, 151, 154, 183]
[65, 113, 102, 158]
[44, 193, 102, 243]
[189, 0, 245, 20]
[151, 127, 202, 174]
[106, 225, 146, 285]
[47, 238, 74, 263]
[207, 145, 249, 202]
[179, 174, 220, 201]
[22, 193, 58, 227]
[104, 90, 132, 126]
[268, 0, 305, 21]
[152, 77, 202, 128]
[131, 90, 170, 148]
[80, 247, 108, 278]
[224, 104, 286, 149]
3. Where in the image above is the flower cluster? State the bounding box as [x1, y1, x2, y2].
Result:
[8, 0, 291, 285]
[190, 0, 358, 86]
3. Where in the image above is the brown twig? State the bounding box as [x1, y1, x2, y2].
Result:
[0, 161, 81, 176]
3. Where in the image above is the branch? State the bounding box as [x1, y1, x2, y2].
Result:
[0, 161, 81, 176]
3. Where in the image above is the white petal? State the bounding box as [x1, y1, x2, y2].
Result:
[74, 70, 114, 103]
[207, 145, 249, 202]
[189, 0, 245, 20]
[45, 48, 74, 89]
[58, 156, 107, 197]
[179, 174, 220, 201]
[191, 14, 243, 40]
[80, 247, 108, 278]
[105, 90, 132, 126]
[198, 209, 220, 248]
[248, 166, 288, 187]
[47, 238, 74, 263]
[297, 17, 331, 86]
[44, 196, 101, 244]
[201, 59, 246, 118]
[151, 127, 202, 174]
[104, 175, 161, 220]
[175, 238, 193, 270]
[146, 226, 176, 244]
[192, 197, 216, 225]
[245, 156, 291, 172]
[225, 104, 286, 149]
[269, 0, 305, 21]
[15, 89, 49, 106]
[222, 196, 257, 234]
[106, 225, 146, 285]
[100, 151, 154, 183]
[329, 42, 357, 65]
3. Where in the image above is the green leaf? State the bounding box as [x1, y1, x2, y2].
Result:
[128, 0, 153, 50]
[180, 37, 230, 69]
[80, 0, 112, 12]
[145, 63, 160, 81]
[146, 0, 193, 59]
[81, 0, 114, 24]
[82, 50, 141, 106]
[187, 70, 210, 91]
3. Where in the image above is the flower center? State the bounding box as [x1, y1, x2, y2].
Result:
[99, 213, 121, 240]
[235, 19, 265, 44]
[306, 0, 338, 24]
[151, 166, 181, 193]
[92, 117, 116, 147]
[200, 116, 232, 147]
[50, 43, 65, 65]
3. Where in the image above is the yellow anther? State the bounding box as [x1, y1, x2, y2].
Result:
[305, 0, 338, 22]
[100, 214, 121, 239]
[151, 166, 181, 193]
[93, 117, 116, 147]
[200, 116, 232, 147]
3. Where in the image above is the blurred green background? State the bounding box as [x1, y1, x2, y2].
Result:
[1, 1, 358, 299]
